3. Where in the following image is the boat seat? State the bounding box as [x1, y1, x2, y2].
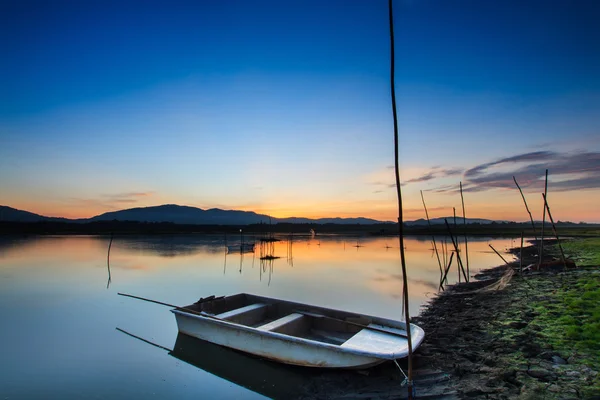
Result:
[215, 303, 268, 325]
[257, 313, 306, 335]
[341, 324, 408, 353]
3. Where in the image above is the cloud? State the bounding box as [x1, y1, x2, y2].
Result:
[65, 191, 155, 210]
[403, 166, 464, 185]
[103, 192, 153, 200]
[433, 151, 600, 193]
[465, 151, 557, 178]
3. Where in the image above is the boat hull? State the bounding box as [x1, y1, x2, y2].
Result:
[174, 311, 385, 368]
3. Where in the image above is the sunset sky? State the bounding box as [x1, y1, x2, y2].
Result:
[1, 0, 599, 222]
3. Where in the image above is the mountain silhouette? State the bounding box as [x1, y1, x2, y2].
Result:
[0, 204, 388, 225]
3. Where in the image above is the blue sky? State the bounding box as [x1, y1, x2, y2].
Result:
[1, 0, 599, 221]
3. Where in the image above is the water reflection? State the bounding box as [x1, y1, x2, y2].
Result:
[171, 333, 311, 399]
[0, 234, 521, 399]
[116, 326, 313, 399]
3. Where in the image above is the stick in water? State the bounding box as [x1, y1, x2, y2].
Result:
[118, 293, 225, 321]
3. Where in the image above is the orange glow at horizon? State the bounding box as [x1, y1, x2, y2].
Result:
[4, 186, 600, 223]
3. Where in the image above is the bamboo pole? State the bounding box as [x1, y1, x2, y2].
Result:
[445, 219, 468, 282]
[453, 207, 460, 282]
[440, 251, 455, 289]
[513, 176, 538, 243]
[539, 169, 548, 264]
[460, 182, 470, 279]
[420, 190, 444, 289]
[520, 231, 524, 274]
[489, 244, 511, 266]
[116, 327, 172, 352]
[388, 0, 414, 394]
[118, 293, 224, 320]
[542, 193, 568, 270]
[107, 233, 113, 289]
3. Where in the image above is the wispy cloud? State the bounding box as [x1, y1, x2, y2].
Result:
[403, 166, 464, 185]
[65, 191, 155, 210]
[434, 151, 600, 193]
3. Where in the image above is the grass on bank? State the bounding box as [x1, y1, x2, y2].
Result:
[555, 237, 600, 267]
[533, 238, 600, 396]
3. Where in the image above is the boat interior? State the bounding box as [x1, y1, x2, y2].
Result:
[181, 293, 407, 347]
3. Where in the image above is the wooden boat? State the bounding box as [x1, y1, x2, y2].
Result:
[172, 293, 425, 368]
[226, 243, 255, 253]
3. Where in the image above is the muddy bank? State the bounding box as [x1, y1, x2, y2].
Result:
[299, 243, 600, 399]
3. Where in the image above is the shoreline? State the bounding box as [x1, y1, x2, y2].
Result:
[299, 240, 600, 399]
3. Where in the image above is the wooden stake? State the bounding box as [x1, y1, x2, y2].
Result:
[539, 169, 548, 264]
[420, 190, 444, 289]
[453, 207, 460, 283]
[520, 231, 524, 274]
[513, 176, 538, 243]
[440, 251, 455, 289]
[444, 219, 468, 282]
[542, 193, 568, 270]
[388, 0, 414, 395]
[489, 244, 511, 266]
[107, 233, 113, 289]
[460, 182, 470, 279]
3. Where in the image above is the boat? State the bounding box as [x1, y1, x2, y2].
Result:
[171, 293, 425, 368]
[226, 243, 255, 253]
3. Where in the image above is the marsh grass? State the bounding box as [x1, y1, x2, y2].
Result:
[552, 237, 600, 267]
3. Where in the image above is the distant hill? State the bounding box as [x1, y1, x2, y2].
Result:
[2, 205, 597, 227]
[0, 206, 71, 223]
[0, 204, 388, 225]
[89, 204, 272, 225]
[405, 217, 508, 226]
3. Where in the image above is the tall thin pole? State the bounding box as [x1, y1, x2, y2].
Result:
[453, 207, 459, 282]
[388, 0, 413, 396]
[539, 169, 548, 265]
[460, 182, 470, 280]
[542, 193, 568, 270]
[420, 190, 443, 288]
[513, 176, 538, 243]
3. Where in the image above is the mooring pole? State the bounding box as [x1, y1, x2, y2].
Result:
[388, 0, 414, 397]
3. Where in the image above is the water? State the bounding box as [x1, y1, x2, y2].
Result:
[0, 234, 517, 399]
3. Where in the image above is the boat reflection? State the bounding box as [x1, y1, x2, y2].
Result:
[170, 333, 313, 399]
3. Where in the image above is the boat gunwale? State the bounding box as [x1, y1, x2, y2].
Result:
[171, 293, 425, 360]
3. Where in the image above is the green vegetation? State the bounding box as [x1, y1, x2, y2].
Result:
[554, 237, 600, 267]
[480, 238, 600, 398]
[529, 238, 600, 396]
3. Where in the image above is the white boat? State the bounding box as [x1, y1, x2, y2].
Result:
[172, 293, 425, 368]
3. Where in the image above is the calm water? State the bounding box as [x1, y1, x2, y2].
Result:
[0, 234, 517, 399]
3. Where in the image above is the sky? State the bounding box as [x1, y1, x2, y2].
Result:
[1, 0, 599, 222]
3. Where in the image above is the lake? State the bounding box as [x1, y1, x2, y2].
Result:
[0, 234, 518, 399]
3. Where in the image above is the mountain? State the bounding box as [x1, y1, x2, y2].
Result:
[0, 204, 389, 225]
[89, 204, 272, 225]
[404, 217, 507, 226]
[0, 206, 71, 223]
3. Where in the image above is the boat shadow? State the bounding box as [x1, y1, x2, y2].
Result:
[170, 333, 316, 399]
